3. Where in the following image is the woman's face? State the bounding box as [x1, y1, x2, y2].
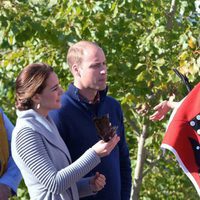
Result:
[34, 72, 63, 116]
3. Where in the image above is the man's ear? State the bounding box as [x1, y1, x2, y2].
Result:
[72, 64, 80, 77]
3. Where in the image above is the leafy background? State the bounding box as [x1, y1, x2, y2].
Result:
[0, 0, 199, 199]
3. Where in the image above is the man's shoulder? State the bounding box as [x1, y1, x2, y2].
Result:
[104, 95, 121, 106]
[50, 91, 77, 118]
[61, 89, 75, 102]
[53, 90, 77, 111]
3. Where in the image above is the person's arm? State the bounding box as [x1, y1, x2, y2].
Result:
[14, 128, 119, 194]
[149, 95, 180, 121]
[0, 110, 22, 196]
[0, 184, 11, 200]
[118, 109, 132, 200]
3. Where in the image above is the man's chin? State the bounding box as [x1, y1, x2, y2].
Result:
[98, 85, 107, 91]
[91, 84, 107, 91]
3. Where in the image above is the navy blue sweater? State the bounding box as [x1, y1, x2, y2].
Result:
[50, 83, 132, 200]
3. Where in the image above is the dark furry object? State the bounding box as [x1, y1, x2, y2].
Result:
[93, 114, 117, 142]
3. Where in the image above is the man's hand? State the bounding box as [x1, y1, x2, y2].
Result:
[90, 172, 106, 192]
[0, 184, 11, 200]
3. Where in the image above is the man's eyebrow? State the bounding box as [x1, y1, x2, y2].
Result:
[91, 62, 101, 65]
[90, 62, 105, 67]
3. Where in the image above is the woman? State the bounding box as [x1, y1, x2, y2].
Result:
[11, 63, 120, 200]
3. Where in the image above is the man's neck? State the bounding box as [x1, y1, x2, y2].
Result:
[78, 89, 97, 102]
[73, 82, 97, 102]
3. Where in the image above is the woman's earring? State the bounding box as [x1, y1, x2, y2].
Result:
[36, 103, 40, 109]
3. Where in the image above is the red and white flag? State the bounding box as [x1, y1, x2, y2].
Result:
[161, 83, 200, 196]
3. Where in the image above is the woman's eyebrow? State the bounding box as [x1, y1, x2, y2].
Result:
[50, 84, 59, 90]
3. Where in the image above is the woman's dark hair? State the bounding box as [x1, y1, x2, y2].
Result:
[15, 63, 53, 110]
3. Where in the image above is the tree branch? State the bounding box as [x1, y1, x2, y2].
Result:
[166, 0, 177, 30]
[131, 124, 148, 200]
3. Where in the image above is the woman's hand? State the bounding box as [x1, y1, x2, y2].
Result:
[90, 172, 106, 192]
[92, 134, 120, 157]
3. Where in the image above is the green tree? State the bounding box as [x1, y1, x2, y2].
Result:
[0, 0, 199, 199]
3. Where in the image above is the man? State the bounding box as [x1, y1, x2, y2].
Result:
[0, 108, 22, 200]
[50, 41, 132, 200]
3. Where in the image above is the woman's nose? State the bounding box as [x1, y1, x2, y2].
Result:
[59, 86, 64, 95]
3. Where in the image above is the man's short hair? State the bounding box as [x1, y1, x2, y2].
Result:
[66, 41, 99, 70]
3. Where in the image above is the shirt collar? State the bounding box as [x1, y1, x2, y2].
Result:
[78, 91, 100, 104]
[67, 83, 108, 104]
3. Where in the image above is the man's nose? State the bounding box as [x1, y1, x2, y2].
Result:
[100, 69, 106, 74]
[100, 65, 107, 74]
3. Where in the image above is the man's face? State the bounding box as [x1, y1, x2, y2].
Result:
[78, 45, 107, 91]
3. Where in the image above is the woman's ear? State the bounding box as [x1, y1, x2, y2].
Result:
[31, 93, 41, 104]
